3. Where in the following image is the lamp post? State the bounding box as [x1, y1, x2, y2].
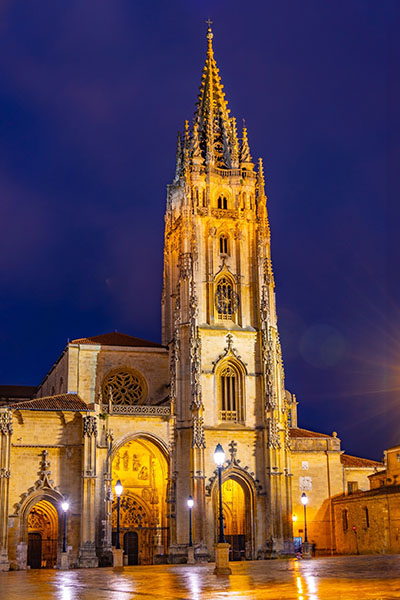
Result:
[301, 492, 312, 559]
[115, 480, 123, 550]
[301, 493, 308, 543]
[61, 501, 69, 553]
[214, 443, 226, 543]
[213, 444, 231, 574]
[187, 495, 194, 547]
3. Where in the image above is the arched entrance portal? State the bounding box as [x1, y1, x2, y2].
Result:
[221, 477, 253, 560]
[112, 437, 169, 565]
[27, 500, 58, 569]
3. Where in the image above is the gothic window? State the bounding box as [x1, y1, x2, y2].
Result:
[219, 362, 244, 422]
[102, 368, 147, 405]
[219, 234, 229, 255]
[215, 275, 239, 320]
[217, 196, 228, 209]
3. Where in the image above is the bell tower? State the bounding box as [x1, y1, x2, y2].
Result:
[163, 25, 293, 560]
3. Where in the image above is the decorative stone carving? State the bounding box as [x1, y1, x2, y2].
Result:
[14, 450, 59, 514]
[212, 334, 247, 371]
[83, 415, 98, 437]
[267, 418, 281, 449]
[179, 252, 192, 280]
[189, 281, 202, 409]
[0, 468, 10, 479]
[192, 416, 206, 449]
[0, 411, 13, 435]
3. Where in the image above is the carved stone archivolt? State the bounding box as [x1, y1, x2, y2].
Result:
[14, 450, 60, 514]
[205, 440, 263, 496]
[212, 333, 247, 372]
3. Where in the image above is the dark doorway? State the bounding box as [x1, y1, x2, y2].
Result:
[27, 533, 42, 569]
[124, 531, 139, 565]
[226, 534, 245, 561]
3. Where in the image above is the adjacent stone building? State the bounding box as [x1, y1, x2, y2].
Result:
[0, 26, 382, 571]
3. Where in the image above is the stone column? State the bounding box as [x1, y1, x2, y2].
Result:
[79, 415, 99, 568]
[0, 410, 12, 571]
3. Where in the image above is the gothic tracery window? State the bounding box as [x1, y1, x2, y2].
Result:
[215, 275, 239, 320]
[102, 368, 146, 405]
[219, 362, 244, 422]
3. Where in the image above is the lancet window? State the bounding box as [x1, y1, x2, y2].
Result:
[219, 234, 229, 255]
[218, 362, 244, 422]
[217, 196, 228, 209]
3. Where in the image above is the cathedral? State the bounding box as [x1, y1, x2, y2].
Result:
[0, 26, 381, 571]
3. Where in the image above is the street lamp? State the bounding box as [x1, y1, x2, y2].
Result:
[187, 495, 194, 547]
[214, 443, 226, 544]
[115, 480, 123, 550]
[61, 501, 69, 553]
[301, 492, 309, 543]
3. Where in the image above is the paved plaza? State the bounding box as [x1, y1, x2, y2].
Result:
[1, 555, 400, 600]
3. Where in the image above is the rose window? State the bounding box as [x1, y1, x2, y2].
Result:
[102, 369, 146, 405]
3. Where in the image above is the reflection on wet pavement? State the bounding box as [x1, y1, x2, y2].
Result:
[1, 555, 400, 599]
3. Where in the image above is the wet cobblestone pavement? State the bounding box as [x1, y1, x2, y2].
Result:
[1, 555, 400, 599]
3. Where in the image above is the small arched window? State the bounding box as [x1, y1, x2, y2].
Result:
[219, 362, 244, 423]
[218, 196, 228, 209]
[219, 234, 229, 255]
[58, 377, 63, 394]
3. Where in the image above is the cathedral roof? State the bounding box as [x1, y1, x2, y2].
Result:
[289, 427, 335, 439]
[70, 331, 165, 348]
[8, 393, 88, 411]
[340, 454, 383, 468]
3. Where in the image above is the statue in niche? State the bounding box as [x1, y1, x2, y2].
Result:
[114, 453, 120, 470]
[123, 451, 129, 470]
[132, 454, 140, 471]
[138, 466, 149, 480]
[142, 488, 151, 502]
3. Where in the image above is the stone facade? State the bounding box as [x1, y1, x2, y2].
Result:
[0, 26, 383, 570]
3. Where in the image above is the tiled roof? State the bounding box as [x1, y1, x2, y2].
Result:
[340, 454, 383, 468]
[0, 385, 36, 398]
[9, 394, 88, 411]
[71, 331, 164, 348]
[289, 427, 334, 439]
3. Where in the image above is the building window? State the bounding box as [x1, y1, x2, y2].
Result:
[219, 235, 229, 255]
[364, 507, 369, 528]
[219, 362, 244, 422]
[215, 276, 239, 320]
[347, 481, 358, 494]
[287, 409, 292, 428]
[102, 368, 147, 406]
[218, 196, 227, 209]
[342, 509, 348, 531]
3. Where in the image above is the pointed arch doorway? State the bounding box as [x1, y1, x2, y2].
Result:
[220, 476, 254, 560]
[27, 500, 59, 569]
[111, 436, 169, 565]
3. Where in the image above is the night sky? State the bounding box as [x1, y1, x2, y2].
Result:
[1, 2, 399, 461]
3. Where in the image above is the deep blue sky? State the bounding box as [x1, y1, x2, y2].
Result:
[0, 1, 399, 460]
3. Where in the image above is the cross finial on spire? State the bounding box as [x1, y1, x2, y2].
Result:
[206, 18, 213, 29]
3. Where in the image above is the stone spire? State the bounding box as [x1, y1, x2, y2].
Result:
[240, 125, 253, 168]
[173, 130, 183, 182]
[193, 24, 234, 169]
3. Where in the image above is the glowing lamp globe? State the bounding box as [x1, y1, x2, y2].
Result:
[301, 493, 308, 506]
[214, 443, 225, 467]
[115, 480, 123, 497]
[292, 514, 298, 522]
[61, 502, 69, 512]
[187, 495, 194, 509]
